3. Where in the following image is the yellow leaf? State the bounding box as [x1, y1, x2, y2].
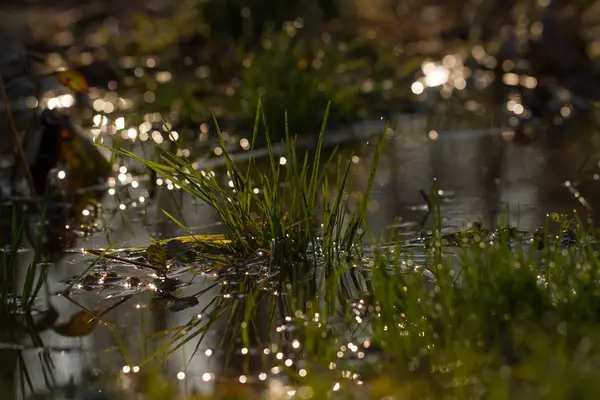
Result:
[177, 234, 231, 244]
[53, 310, 99, 337]
[54, 69, 90, 93]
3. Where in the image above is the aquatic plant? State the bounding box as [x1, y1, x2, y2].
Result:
[266, 204, 600, 399]
[63, 204, 600, 399]
[108, 100, 385, 274]
[0, 208, 55, 399]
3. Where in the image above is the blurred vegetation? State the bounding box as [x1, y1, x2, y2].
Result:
[98, 0, 422, 137]
[7, 0, 597, 144]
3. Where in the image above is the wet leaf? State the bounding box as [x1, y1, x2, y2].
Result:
[53, 311, 99, 337]
[102, 276, 129, 286]
[155, 278, 180, 292]
[166, 239, 188, 257]
[204, 261, 233, 274]
[176, 234, 233, 251]
[146, 243, 167, 268]
[82, 273, 102, 286]
[54, 69, 90, 93]
[181, 249, 197, 263]
[167, 240, 197, 264]
[149, 294, 177, 312]
[168, 296, 199, 312]
[129, 276, 141, 286]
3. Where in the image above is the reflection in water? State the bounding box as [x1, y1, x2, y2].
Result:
[363, 113, 600, 237]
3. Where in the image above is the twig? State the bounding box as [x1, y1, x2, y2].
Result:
[419, 189, 432, 230]
[0, 73, 41, 210]
[84, 249, 163, 272]
[11, 57, 44, 186]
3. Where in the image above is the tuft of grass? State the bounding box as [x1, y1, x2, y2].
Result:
[107, 100, 385, 276]
[97, 103, 385, 365]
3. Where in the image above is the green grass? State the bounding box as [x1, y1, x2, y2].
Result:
[0, 207, 56, 399]
[108, 100, 385, 272]
[63, 106, 600, 399]
[72, 202, 600, 399]
[92, 102, 384, 369]
[268, 205, 600, 399]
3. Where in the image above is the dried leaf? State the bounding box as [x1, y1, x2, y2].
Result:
[146, 243, 167, 268]
[53, 310, 98, 337]
[54, 69, 90, 93]
[178, 234, 229, 243]
[178, 234, 233, 250]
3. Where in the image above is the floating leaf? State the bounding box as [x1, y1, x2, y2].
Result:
[129, 276, 141, 286]
[149, 294, 199, 312]
[155, 278, 181, 292]
[53, 310, 99, 337]
[54, 69, 90, 93]
[176, 234, 233, 251]
[181, 249, 197, 263]
[82, 273, 102, 286]
[166, 239, 196, 264]
[166, 239, 189, 257]
[149, 294, 177, 312]
[146, 243, 167, 268]
[203, 261, 233, 274]
[168, 296, 199, 312]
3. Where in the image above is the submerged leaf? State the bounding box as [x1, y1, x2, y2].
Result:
[53, 311, 99, 337]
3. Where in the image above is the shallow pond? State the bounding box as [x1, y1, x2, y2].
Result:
[2, 108, 600, 399]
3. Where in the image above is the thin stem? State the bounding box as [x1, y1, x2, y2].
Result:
[84, 249, 163, 272]
[0, 73, 41, 210]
